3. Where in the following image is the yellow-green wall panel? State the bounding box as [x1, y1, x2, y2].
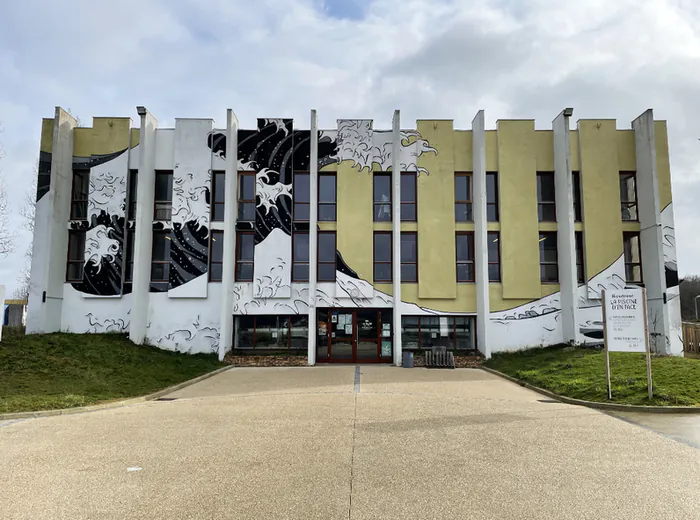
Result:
[403, 284, 476, 313]
[40, 118, 54, 153]
[318, 222, 337, 231]
[453, 130, 472, 171]
[534, 131, 554, 171]
[73, 118, 131, 157]
[337, 159, 373, 282]
[485, 130, 498, 171]
[130, 128, 140, 148]
[570, 130, 580, 171]
[541, 284, 560, 297]
[538, 222, 557, 232]
[455, 222, 475, 232]
[417, 120, 456, 299]
[579, 120, 623, 278]
[617, 130, 636, 171]
[489, 285, 533, 312]
[320, 162, 338, 172]
[400, 222, 418, 232]
[498, 120, 540, 299]
[655, 121, 672, 210]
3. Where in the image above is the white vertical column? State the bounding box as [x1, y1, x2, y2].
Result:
[633, 109, 670, 354]
[391, 110, 402, 366]
[130, 106, 157, 345]
[553, 108, 578, 344]
[472, 110, 490, 358]
[218, 109, 239, 361]
[308, 109, 319, 365]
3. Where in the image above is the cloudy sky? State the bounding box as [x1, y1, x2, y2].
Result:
[1, 0, 699, 295]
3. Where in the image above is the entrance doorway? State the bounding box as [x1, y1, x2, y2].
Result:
[316, 308, 392, 363]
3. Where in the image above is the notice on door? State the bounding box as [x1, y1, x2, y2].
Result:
[604, 289, 647, 353]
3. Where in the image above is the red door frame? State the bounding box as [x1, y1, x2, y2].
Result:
[318, 308, 390, 363]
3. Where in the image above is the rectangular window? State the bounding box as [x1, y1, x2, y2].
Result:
[572, 171, 582, 222]
[318, 231, 336, 281]
[401, 172, 416, 221]
[575, 231, 585, 284]
[66, 230, 85, 282]
[537, 172, 556, 222]
[211, 170, 225, 222]
[400, 232, 417, 283]
[374, 232, 392, 282]
[154, 171, 173, 221]
[319, 173, 336, 221]
[456, 232, 475, 282]
[125, 229, 135, 283]
[236, 231, 254, 281]
[234, 315, 308, 350]
[401, 316, 476, 351]
[373, 173, 392, 222]
[623, 232, 643, 284]
[488, 231, 500, 282]
[292, 231, 309, 282]
[70, 170, 89, 220]
[238, 172, 256, 222]
[539, 232, 558, 283]
[454, 172, 472, 221]
[293, 172, 310, 221]
[487, 172, 499, 222]
[127, 170, 138, 220]
[209, 230, 223, 282]
[620, 172, 638, 221]
[150, 230, 171, 287]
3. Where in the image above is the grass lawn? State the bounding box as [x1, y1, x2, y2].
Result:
[0, 327, 225, 414]
[484, 345, 700, 406]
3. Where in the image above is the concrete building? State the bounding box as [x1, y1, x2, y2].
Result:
[25, 107, 682, 363]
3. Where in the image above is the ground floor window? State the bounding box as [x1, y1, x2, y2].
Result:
[234, 315, 308, 350]
[401, 315, 476, 352]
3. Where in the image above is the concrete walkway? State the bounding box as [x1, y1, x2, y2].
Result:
[2, 366, 700, 519]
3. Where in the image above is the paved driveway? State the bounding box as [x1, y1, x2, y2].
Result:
[2, 366, 700, 519]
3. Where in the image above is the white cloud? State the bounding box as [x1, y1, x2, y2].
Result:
[1, 0, 699, 295]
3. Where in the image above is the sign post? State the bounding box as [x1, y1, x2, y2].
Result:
[602, 287, 652, 400]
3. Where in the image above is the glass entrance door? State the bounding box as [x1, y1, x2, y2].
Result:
[355, 309, 379, 361]
[317, 309, 391, 363]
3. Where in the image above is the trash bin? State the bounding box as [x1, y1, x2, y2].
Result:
[402, 351, 414, 368]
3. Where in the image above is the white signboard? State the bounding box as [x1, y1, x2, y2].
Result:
[604, 289, 647, 353]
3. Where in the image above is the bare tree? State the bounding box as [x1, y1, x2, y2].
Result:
[680, 276, 700, 322]
[14, 175, 36, 300]
[0, 130, 18, 256]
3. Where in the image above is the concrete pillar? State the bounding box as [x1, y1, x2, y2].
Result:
[307, 109, 319, 365]
[218, 109, 239, 361]
[632, 109, 670, 354]
[26, 107, 77, 333]
[129, 107, 157, 345]
[392, 110, 403, 366]
[472, 110, 490, 358]
[553, 108, 578, 344]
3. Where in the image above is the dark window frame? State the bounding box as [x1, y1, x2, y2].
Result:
[373, 172, 392, 222]
[400, 172, 417, 222]
[575, 231, 585, 284]
[292, 231, 310, 282]
[400, 315, 477, 353]
[373, 231, 393, 283]
[572, 171, 582, 222]
[65, 230, 85, 282]
[454, 172, 473, 222]
[235, 231, 255, 282]
[150, 230, 171, 285]
[318, 231, 337, 282]
[456, 231, 475, 283]
[537, 172, 557, 222]
[234, 315, 309, 350]
[318, 173, 337, 222]
[154, 170, 173, 221]
[127, 169, 138, 221]
[400, 232, 417, 283]
[238, 171, 256, 223]
[620, 172, 639, 222]
[623, 231, 643, 285]
[209, 230, 223, 282]
[293, 171, 310, 222]
[488, 231, 501, 283]
[211, 170, 225, 222]
[70, 169, 90, 221]
[487, 172, 499, 222]
[539, 231, 559, 283]
[125, 228, 135, 283]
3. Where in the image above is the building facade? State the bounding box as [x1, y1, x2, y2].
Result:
[25, 107, 682, 363]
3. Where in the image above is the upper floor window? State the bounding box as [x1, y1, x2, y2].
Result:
[127, 170, 138, 220]
[487, 172, 499, 222]
[620, 172, 638, 221]
[488, 231, 500, 282]
[209, 230, 223, 282]
[575, 231, 585, 284]
[319, 173, 336, 221]
[150, 230, 170, 288]
[154, 170, 173, 221]
[572, 171, 582, 222]
[293, 172, 310, 221]
[238, 172, 256, 222]
[211, 170, 225, 222]
[401, 173, 416, 221]
[456, 232, 475, 283]
[374, 232, 392, 282]
[236, 231, 254, 281]
[454, 172, 472, 222]
[292, 231, 309, 282]
[125, 228, 135, 283]
[537, 172, 556, 222]
[539, 232, 558, 283]
[70, 170, 89, 220]
[373, 173, 392, 222]
[400, 232, 417, 283]
[623, 232, 642, 284]
[318, 231, 336, 281]
[66, 230, 85, 282]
